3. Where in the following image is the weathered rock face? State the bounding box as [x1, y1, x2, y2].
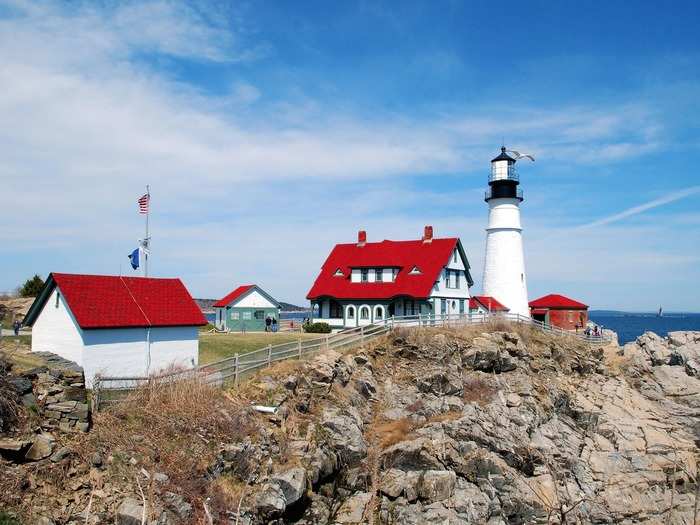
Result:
[4, 328, 699, 524]
[226, 328, 700, 525]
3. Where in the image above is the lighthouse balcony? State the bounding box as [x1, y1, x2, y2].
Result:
[485, 187, 523, 201]
[489, 165, 519, 183]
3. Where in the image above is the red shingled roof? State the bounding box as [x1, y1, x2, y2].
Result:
[528, 294, 588, 309]
[213, 285, 255, 308]
[307, 238, 464, 300]
[27, 273, 206, 329]
[469, 295, 509, 312]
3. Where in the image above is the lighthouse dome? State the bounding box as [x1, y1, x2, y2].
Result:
[491, 146, 515, 163]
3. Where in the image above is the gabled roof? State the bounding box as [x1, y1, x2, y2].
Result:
[529, 294, 588, 310]
[24, 273, 207, 329]
[307, 237, 473, 300]
[469, 295, 509, 312]
[214, 284, 280, 308]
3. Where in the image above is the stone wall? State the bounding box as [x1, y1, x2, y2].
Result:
[13, 351, 90, 433]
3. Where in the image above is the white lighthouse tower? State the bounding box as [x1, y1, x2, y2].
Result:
[481, 147, 530, 317]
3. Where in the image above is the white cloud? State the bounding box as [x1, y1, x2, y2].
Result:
[0, 1, 694, 311]
[577, 186, 700, 229]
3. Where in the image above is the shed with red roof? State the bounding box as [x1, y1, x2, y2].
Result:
[307, 226, 474, 328]
[23, 273, 206, 386]
[213, 284, 280, 332]
[468, 295, 510, 314]
[528, 294, 589, 331]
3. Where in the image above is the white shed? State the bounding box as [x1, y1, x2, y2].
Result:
[23, 273, 207, 387]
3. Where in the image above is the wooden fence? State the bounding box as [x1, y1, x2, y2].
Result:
[92, 312, 611, 411]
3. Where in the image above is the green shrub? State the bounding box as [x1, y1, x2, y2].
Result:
[303, 322, 332, 334]
[0, 511, 21, 525]
[19, 274, 44, 297]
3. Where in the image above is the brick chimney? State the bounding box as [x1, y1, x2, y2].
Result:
[357, 230, 367, 247]
[422, 225, 433, 243]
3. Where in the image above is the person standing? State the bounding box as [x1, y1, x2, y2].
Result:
[265, 316, 272, 332]
[272, 317, 278, 333]
[13, 319, 21, 336]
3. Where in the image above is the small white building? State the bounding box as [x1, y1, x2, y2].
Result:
[307, 226, 474, 329]
[23, 273, 207, 386]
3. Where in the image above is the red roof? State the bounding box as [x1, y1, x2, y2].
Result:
[27, 273, 206, 329]
[213, 285, 255, 308]
[529, 294, 588, 310]
[469, 295, 509, 312]
[307, 237, 466, 300]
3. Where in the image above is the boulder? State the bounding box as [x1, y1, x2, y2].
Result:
[418, 470, 456, 502]
[333, 491, 372, 524]
[9, 376, 33, 395]
[271, 467, 307, 507]
[416, 369, 462, 396]
[255, 483, 286, 519]
[116, 497, 144, 525]
[163, 492, 193, 521]
[380, 468, 420, 501]
[320, 408, 367, 464]
[49, 446, 71, 463]
[24, 433, 55, 461]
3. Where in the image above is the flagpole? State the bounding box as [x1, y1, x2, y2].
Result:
[145, 184, 149, 277]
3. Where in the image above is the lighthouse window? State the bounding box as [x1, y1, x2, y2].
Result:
[361, 269, 369, 282]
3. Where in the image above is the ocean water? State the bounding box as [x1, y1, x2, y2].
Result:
[589, 312, 700, 345]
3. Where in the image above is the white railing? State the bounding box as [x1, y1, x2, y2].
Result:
[92, 311, 610, 410]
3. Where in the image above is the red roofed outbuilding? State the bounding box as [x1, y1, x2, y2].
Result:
[529, 294, 589, 330]
[213, 284, 280, 332]
[468, 295, 510, 313]
[307, 226, 474, 328]
[23, 273, 206, 386]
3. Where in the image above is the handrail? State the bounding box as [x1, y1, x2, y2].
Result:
[93, 310, 611, 410]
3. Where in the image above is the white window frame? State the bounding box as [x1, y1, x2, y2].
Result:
[346, 305, 356, 319]
[374, 305, 384, 320]
[359, 306, 370, 320]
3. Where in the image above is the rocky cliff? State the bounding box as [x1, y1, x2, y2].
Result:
[1, 325, 699, 524]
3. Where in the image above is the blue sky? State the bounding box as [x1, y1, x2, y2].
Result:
[1, 0, 699, 310]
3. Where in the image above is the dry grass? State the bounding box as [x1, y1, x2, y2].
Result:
[82, 371, 259, 523]
[374, 418, 415, 448]
[0, 355, 20, 432]
[463, 375, 499, 407]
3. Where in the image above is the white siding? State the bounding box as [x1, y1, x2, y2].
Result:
[31, 289, 84, 366]
[482, 197, 529, 317]
[82, 326, 198, 387]
[234, 289, 277, 308]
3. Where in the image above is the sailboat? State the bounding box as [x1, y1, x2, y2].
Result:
[657, 307, 663, 318]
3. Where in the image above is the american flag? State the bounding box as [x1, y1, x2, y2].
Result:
[137, 193, 150, 214]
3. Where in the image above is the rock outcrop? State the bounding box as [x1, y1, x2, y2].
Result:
[219, 327, 699, 524]
[2, 326, 699, 524]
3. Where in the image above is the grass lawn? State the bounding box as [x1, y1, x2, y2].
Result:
[199, 331, 321, 364]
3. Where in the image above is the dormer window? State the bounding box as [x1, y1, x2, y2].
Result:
[361, 268, 369, 282]
[409, 266, 421, 275]
[334, 268, 344, 277]
[375, 268, 383, 282]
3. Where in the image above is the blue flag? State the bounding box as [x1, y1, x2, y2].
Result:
[128, 248, 140, 270]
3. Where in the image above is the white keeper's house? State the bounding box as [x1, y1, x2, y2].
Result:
[23, 273, 207, 386]
[306, 226, 474, 329]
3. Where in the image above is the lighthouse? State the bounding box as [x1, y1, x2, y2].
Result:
[481, 147, 530, 317]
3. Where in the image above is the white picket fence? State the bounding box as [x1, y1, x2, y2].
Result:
[92, 312, 610, 410]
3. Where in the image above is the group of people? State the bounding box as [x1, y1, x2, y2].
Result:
[265, 315, 278, 332]
[584, 325, 603, 337]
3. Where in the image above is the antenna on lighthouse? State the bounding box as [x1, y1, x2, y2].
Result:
[481, 146, 531, 317]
